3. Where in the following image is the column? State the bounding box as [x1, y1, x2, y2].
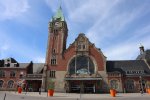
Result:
[75, 56, 77, 74]
[88, 56, 90, 74]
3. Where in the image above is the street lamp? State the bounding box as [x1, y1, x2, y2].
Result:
[139, 76, 144, 94]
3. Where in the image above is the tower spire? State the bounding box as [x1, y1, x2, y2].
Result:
[59, 0, 62, 8]
[139, 43, 145, 54]
[53, 0, 64, 21]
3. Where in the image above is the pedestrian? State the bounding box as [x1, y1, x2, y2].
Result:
[140, 88, 143, 96]
[39, 87, 41, 95]
[25, 83, 28, 94]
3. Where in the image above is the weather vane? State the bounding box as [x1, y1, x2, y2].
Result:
[59, 0, 62, 8]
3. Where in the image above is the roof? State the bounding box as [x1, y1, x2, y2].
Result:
[19, 63, 30, 68]
[0, 63, 29, 69]
[136, 50, 150, 60]
[32, 63, 44, 73]
[106, 60, 150, 75]
[0, 60, 4, 67]
[53, 6, 65, 21]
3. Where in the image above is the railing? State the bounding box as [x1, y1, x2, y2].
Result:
[65, 73, 101, 78]
[26, 74, 42, 78]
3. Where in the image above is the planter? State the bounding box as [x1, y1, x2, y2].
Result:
[48, 89, 54, 96]
[148, 89, 150, 94]
[110, 89, 116, 97]
[18, 87, 22, 94]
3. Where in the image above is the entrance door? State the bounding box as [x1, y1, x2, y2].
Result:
[69, 81, 95, 93]
[84, 83, 94, 93]
[26, 80, 42, 92]
[70, 83, 80, 93]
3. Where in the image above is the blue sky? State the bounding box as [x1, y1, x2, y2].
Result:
[0, 0, 150, 63]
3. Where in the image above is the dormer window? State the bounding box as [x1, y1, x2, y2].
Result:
[7, 59, 10, 62]
[5, 63, 10, 67]
[14, 63, 19, 67]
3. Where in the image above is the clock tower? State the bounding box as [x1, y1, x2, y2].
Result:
[45, 6, 68, 66]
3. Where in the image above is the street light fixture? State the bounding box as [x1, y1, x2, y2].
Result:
[139, 76, 144, 94]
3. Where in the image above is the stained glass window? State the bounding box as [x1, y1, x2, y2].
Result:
[69, 55, 94, 75]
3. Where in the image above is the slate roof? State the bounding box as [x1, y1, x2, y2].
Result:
[19, 63, 30, 68]
[106, 60, 150, 75]
[0, 63, 29, 69]
[136, 50, 150, 60]
[32, 63, 44, 74]
[0, 60, 4, 67]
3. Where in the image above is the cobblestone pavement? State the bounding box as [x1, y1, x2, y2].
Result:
[0, 91, 150, 100]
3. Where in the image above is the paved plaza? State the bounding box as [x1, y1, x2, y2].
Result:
[0, 91, 150, 100]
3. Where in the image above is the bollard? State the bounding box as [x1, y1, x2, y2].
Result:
[3, 93, 6, 100]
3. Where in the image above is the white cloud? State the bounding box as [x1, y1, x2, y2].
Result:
[67, 0, 120, 23]
[0, 30, 45, 63]
[103, 24, 150, 60]
[86, 2, 149, 46]
[0, 0, 30, 20]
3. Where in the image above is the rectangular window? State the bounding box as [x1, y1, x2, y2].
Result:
[49, 70, 56, 78]
[51, 59, 57, 65]
[10, 71, 16, 77]
[0, 70, 5, 77]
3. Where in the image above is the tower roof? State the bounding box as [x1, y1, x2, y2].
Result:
[53, 6, 65, 21]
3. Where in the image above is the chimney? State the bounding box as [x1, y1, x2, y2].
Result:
[139, 44, 144, 54]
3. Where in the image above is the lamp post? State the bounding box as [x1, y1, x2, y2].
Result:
[139, 76, 144, 94]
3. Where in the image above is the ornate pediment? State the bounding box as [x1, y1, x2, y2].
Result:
[75, 33, 89, 53]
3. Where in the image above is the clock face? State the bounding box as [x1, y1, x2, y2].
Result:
[55, 22, 60, 27]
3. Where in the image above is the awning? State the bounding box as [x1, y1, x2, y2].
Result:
[64, 77, 102, 81]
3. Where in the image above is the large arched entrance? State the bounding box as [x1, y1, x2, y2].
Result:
[65, 55, 102, 93]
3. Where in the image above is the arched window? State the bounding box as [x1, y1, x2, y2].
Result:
[53, 49, 56, 53]
[126, 79, 134, 90]
[0, 70, 5, 77]
[7, 80, 14, 88]
[69, 55, 95, 75]
[0, 80, 4, 88]
[110, 80, 119, 89]
[10, 71, 16, 77]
